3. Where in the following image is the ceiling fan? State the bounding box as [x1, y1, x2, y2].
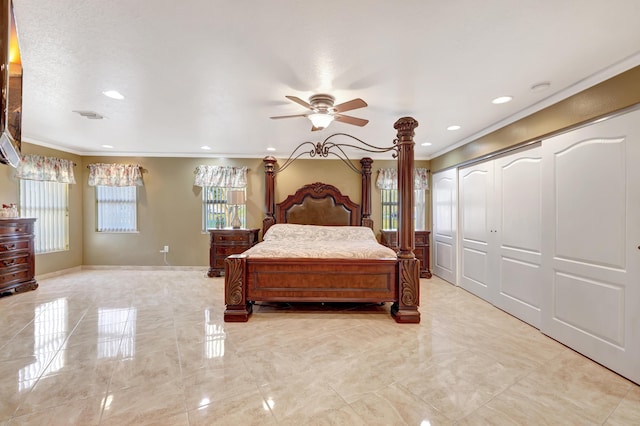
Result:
[270, 94, 368, 131]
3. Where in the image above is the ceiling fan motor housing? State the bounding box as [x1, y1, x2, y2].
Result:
[309, 94, 336, 113]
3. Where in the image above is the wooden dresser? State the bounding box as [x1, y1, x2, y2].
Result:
[380, 229, 432, 278]
[208, 228, 259, 277]
[0, 218, 38, 295]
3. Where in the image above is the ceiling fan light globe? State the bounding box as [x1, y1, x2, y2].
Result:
[308, 113, 334, 129]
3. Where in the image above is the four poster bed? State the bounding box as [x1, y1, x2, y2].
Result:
[224, 117, 421, 323]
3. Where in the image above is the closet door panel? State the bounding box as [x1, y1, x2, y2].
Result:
[432, 168, 457, 284]
[500, 257, 540, 313]
[554, 138, 625, 268]
[458, 164, 493, 300]
[494, 148, 543, 327]
[499, 157, 542, 253]
[542, 109, 640, 384]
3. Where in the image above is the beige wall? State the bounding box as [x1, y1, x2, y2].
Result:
[81, 156, 263, 267]
[0, 157, 18, 203]
[80, 155, 430, 268]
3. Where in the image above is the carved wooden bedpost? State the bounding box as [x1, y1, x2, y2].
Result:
[223, 254, 251, 322]
[391, 117, 421, 324]
[360, 157, 373, 229]
[263, 156, 277, 235]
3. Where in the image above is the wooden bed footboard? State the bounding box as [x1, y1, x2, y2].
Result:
[224, 254, 399, 322]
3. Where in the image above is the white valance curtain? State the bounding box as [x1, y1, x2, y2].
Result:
[194, 165, 247, 188]
[16, 154, 76, 183]
[87, 163, 143, 187]
[376, 168, 429, 191]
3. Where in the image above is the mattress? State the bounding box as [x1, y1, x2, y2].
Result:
[243, 224, 397, 259]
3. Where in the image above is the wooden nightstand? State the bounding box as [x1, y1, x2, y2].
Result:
[208, 228, 259, 277]
[380, 229, 432, 278]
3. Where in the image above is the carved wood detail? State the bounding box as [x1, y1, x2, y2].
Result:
[276, 182, 361, 226]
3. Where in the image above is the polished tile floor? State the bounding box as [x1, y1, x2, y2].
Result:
[0, 269, 638, 425]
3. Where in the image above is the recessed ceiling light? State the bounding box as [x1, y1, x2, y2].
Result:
[102, 90, 124, 100]
[447, 125, 461, 131]
[266, 147, 276, 152]
[420, 142, 432, 147]
[531, 82, 551, 92]
[101, 144, 113, 149]
[492, 96, 513, 104]
[201, 146, 211, 150]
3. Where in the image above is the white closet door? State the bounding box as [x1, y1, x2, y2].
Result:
[458, 162, 494, 301]
[541, 110, 640, 384]
[431, 168, 458, 284]
[493, 146, 543, 327]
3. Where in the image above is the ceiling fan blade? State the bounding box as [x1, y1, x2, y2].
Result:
[270, 114, 308, 119]
[285, 95, 313, 110]
[311, 126, 322, 131]
[334, 114, 369, 127]
[333, 98, 367, 113]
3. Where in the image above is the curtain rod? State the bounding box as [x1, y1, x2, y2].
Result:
[86, 164, 142, 169]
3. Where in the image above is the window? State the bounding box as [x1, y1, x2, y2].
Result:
[19, 180, 69, 253]
[96, 186, 137, 232]
[202, 187, 246, 230]
[378, 167, 429, 231]
[414, 189, 426, 230]
[381, 189, 426, 230]
[381, 189, 398, 230]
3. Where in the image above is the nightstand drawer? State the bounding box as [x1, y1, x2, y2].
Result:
[215, 246, 247, 256]
[214, 233, 253, 244]
[380, 230, 431, 278]
[415, 233, 428, 245]
[208, 228, 259, 277]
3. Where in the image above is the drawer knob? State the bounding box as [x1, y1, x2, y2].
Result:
[2, 259, 16, 266]
[2, 243, 16, 250]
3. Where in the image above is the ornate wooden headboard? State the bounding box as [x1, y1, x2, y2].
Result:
[275, 182, 361, 226]
[263, 156, 373, 235]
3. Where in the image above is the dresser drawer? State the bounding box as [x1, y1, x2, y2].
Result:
[0, 222, 33, 236]
[0, 251, 29, 268]
[0, 238, 31, 253]
[0, 266, 31, 286]
[0, 218, 37, 295]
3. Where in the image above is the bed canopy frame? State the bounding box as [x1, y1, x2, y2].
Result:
[225, 116, 421, 323]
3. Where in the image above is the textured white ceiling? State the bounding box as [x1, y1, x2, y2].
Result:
[12, 0, 640, 160]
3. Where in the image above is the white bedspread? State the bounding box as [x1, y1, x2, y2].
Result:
[243, 224, 397, 259]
